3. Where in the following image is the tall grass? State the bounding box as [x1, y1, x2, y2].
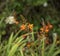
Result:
[0, 30, 60, 56]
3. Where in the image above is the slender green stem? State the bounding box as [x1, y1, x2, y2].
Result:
[32, 29, 34, 41]
[0, 35, 2, 43]
[41, 38, 45, 56]
[20, 49, 24, 56]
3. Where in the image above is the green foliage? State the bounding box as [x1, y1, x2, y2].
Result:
[5, 0, 48, 13]
[26, 0, 47, 6]
[0, 0, 60, 56]
[0, 15, 6, 36]
[0, 31, 60, 56]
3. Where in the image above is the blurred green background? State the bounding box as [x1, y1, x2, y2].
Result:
[0, 0, 60, 37]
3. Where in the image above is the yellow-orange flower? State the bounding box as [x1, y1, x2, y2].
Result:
[45, 29, 49, 33]
[40, 26, 49, 33]
[49, 24, 53, 29]
[28, 24, 33, 31]
[45, 26, 49, 33]
[48, 22, 53, 29]
[45, 25, 49, 29]
[20, 24, 26, 30]
[40, 22, 53, 35]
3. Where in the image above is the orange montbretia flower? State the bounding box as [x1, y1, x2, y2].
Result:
[28, 24, 33, 31]
[40, 26, 49, 33]
[45, 25, 49, 33]
[20, 23, 33, 31]
[48, 22, 53, 29]
[45, 25, 49, 29]
[48, 24, 53, 29]
[20, 24, 26, 30]
[45, 29, 49, 33]
[40, 22, 53, 33]
[40, 27, 49, 33]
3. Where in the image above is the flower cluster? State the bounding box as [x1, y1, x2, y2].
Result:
[20, 24, 26, 31]
[20, 23, 33, 31]
[28, 23, 33, 31]
[5, 16, 19, 24]
[40, 22, 53, 33]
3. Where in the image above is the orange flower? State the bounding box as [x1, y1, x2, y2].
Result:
[40, 22, 53, 33]
[40, 26, 49, 33]
[45, 25, 49, 29]
[45, 29, 49, 33]
[48, 22, 53, 29]
[20, 24, 26, 30]
[49, 24, 53, 29]
[28, 24, 33, 31]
